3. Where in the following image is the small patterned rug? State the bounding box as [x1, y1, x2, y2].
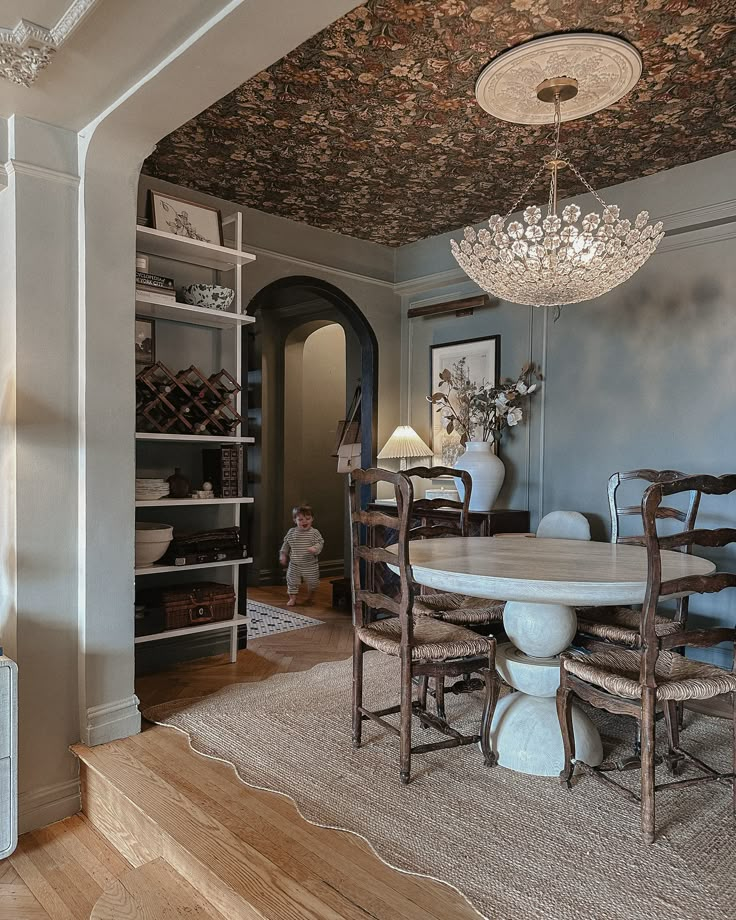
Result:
[246, 599, 323, 639]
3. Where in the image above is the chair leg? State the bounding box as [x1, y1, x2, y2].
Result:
[400, 654, 413, 785]
[417, 675, 428, 713]
[732, 690, 736, 819]
[641, 688, 657, 844]
[435, 676, 446, 721]
[556, 666, 575, 788]
[352, 632, 364, 749]
[480, 653, 499, 767]
[663, 699, 682, 775]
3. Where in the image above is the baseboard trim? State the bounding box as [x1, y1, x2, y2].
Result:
[84, 694, 141, 746]
[18, 777, 81, 834]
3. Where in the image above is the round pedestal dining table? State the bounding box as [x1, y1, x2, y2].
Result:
[403, 536, 715, 777]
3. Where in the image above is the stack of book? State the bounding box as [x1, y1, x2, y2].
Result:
[136, 270, 176, 301]
[202, 446, 244, 497]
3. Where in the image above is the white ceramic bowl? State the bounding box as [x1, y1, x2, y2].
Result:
[135, 522, 173, 567]
[181, 284, 235, 311]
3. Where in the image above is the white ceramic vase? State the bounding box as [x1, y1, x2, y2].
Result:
[454, 440, 505, 512]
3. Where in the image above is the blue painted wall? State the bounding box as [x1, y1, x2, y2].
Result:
[398, 151, 736, 664]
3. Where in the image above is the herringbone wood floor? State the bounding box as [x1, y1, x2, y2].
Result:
[136, 580, 354, 708]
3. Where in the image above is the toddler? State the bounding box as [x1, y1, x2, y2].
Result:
[279, 504, 324, 606]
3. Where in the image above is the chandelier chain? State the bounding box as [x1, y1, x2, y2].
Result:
[565, 159, 609, 210]
[502, 161, 548, 220]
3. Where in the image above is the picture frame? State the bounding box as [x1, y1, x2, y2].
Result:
[429, 335, 500, 466]
[135, 316, 156, 367]
[149, 190, 223, 245]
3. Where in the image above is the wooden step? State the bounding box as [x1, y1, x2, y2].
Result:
[73, 727, 478, 920]
[91, 858, 227, 920]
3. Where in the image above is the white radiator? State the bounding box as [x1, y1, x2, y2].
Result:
[0, 654, 18, 859]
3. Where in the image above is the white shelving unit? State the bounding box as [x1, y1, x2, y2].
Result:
[135, 497, 254, 508]
[135, 557, 254, 577]
[135, 212, 255, 662]
[136, 292, 256, 328]
[135, 433, 255, 444]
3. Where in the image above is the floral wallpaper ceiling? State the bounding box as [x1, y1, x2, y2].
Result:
[143, 1, 736, 247]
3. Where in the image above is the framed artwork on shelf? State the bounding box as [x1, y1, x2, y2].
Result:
[135, 316, 156, 367]
[149, 190, 223, 245]
[429, 335, 500, 466]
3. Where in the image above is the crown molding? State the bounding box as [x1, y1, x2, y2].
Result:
[246, 243, 395, 290]
[0, 0, 100, 86]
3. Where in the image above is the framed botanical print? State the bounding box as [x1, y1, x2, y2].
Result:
[135, 316, 156, 367]
[149, 190, 223, 245]
[429, 335, 500, 466]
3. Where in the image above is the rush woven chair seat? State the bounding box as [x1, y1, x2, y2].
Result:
[577, 469, 701, 650]
[563, 646, 736, 702]
[357, 615, 492, 660]
[405, 465, 506, 627]
[576, 605, 682, 645]
[412, 592, 506, 624]
[350, 467, 500, 784]
[557, 473, 736, 844]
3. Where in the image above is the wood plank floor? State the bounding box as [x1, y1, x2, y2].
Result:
[5, 581, 478, 919]
[2, 814, 133, 920]
[130, 581, 479, 919]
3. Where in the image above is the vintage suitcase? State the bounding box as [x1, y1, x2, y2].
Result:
[136, 581, 235, 634]
[161, 527, 247, 566]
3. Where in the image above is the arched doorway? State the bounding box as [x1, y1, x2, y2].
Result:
[246, 276, 378, 586]
[284, 321, 346, 573]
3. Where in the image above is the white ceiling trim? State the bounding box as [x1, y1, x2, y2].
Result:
[0, 0, 100, 87]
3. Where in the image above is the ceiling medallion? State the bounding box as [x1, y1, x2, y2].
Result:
[451, 34, 662, 311]
[474, 33, 643, 125]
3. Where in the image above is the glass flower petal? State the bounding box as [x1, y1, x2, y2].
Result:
[562, 204, 581, 223]
[508, 221, 524, 240]
[523, 205, 542, 224]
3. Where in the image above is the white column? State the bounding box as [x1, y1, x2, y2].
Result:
[1, 115, 84, 830]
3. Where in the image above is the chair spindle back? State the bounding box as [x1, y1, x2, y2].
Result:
[350, 468, 414, 645]
[608, 468, 701, 546]
[403, 465, 471, 539]
[639, 474, 736, 677]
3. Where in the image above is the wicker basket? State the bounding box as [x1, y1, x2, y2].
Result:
[137, 582, 235, 632]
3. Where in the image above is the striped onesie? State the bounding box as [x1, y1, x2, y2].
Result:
[280, 526, 324, 594]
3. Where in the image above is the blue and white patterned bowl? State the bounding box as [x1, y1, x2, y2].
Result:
[181, 283, 236, 311]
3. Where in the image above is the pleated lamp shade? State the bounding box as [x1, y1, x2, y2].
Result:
[377, 426, 432, 469]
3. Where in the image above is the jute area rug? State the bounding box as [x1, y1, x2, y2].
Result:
[143, 653, 735, 920]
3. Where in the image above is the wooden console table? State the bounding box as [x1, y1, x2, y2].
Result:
[367, 504, 529, 538]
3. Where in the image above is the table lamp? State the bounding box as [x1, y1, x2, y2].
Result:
[377, 425, 432, 470]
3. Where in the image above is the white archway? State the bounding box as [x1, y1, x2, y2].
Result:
[1, 0, 358, 832]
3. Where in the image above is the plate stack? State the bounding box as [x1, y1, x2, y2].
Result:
[135, 478, 170, 501]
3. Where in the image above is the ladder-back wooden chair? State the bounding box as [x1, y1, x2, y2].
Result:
[577, 469, 702, 647]
[407, 465, 506, 630]
[350, 467, 500, 784]
[557, 473, 736, 843]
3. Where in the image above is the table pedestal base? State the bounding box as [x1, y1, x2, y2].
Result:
[490, 692, 603, 776]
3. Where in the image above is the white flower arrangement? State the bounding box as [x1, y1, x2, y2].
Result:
[428, 360, 542, 446]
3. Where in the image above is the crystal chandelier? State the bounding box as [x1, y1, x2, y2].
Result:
[451, 48, 664, 309]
